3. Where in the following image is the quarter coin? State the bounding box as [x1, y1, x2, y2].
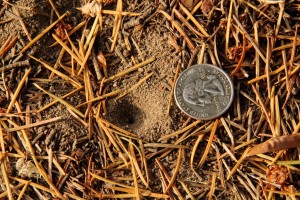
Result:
[174, 64, 234, 120]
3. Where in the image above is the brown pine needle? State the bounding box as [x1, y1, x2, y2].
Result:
[166, 62, 181, 117]
[6, 68, 32, 113]
[5, 116, 61, 132]
[240, 0, 272, 20]
[230, 34, 246, 77]
[17, 181, 30, 200]
[0, 35, 18, 58]
[266, 37, 271, 98]
[1, 161, 13, 200]
[107, 186, 170, 198]
[191, 134, 205, 167]
[0, 183, 24, 199]
[9, 120, 66, 199]
[159, 10, 196, 51]
[116, 72, 153, 100]
[99, 121, 129, 166]
[110, 0, 123, 52]
[0, 35, 12, 55]
[52, 34, 84, 66]
[10, 177, 57, 196]
[165, 148, 183, 194]
[104, 57, 155, 82]
[208, 172, 217, 200]
[179, 3, 209, 37]
[155, 158, 185, 199]
[21, 12, 69, 53]
[197, 119, 219, 168]
[123, 139, 148, 187]
[129, 143, 140, 200]
[50, 21, 86, 47]
[225, 0, 234, 55]
[248, 64, 285, 84]
[30, 55, 82, 88]
[76, 89, 122, 108]
[78, 25, 99, 75]
[233, 15, 267, 63]
[91, 173, 132, 188]
[251, 85, 275, 135]
[97, 118, 133, 136]
[144, 143, 190, 149]
[38, 86, 84, 113]
[34, 83, 85, 118]
[13, 6, 32, 41]
[102, 10, 140, 16]
[226, 147, 250, 180]
[159, 120, 201, 141]
[273, 41, 300, 51]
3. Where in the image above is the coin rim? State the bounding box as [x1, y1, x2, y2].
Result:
[174, 64, 234, 120]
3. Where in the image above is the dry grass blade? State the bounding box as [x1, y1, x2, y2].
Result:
[197, 119, 219, 168]
[0, 35, 12, 55]
[101, 10, 140, 16]
[21, 12, 69, 53]
[266, 37, 271, 98]
[247, 135, 300, 157]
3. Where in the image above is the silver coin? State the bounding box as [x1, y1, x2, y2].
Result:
[174, 64, 234, 120]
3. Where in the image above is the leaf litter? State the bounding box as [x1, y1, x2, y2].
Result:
[0, 0, 299, 199]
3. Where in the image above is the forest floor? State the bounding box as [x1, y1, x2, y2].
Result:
[0, 0, 300, 199]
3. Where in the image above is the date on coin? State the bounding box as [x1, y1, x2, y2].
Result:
[174, 64, 234, 120]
